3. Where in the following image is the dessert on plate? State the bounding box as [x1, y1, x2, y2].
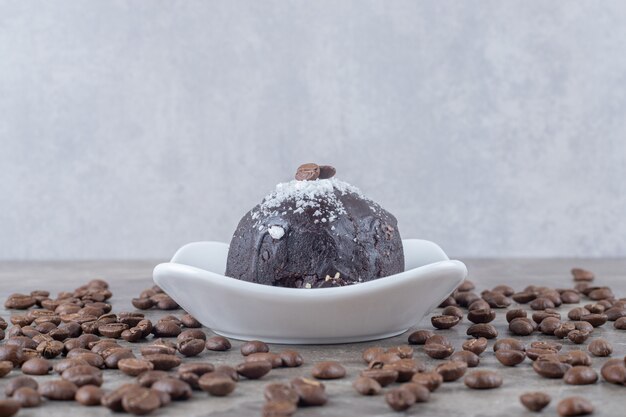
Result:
[226, 163, 404, 288]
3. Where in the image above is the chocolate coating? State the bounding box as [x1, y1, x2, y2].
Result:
[226, 180, 404, 288]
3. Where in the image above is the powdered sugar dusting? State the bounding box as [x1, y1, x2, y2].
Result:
[251, 178, 366, 229]
[268, 225, 285, 240]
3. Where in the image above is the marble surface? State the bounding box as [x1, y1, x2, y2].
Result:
[0, 259, 624, 416]
[3, 1, 626, 260]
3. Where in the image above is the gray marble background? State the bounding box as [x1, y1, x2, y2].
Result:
[1, 1, 626, 260]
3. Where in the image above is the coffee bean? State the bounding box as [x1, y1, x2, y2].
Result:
[573, 321, 594, 333]
[71, 352, 104, 368]
[424, 334, 452, 347]
[411, 371, 443, 392]
[441, 305, 464, 318]
[520, 391, 551, 412]
[571, 268, 594, 281]
[468, 299, 491, 311]
[0, 345, 23, 366]
[530, 297, 555, 310]
[383, 359, 424, 381]
[451, 350, 480, 367]
[215, 365, 239, 382]
[438, 296, 456, 307]
[316, 164, 336, 179]
[431, 315, 460, 329]
[568, 330, 591, 344]
[36, 340, 64, 358]
[493, 338, 525, 352]
[532, 358, 572, 378]
[462, 337, 488, 355]
[0, 361, 11, 377]
[614, 316, 626, 330]
[140, 343, 176, 356]
[569, 307, 591, 321]
[496, 349, 526, 366]
[21, 358, 51, 375]
[352, 376, 382, 396]
[152, 294, 178, 310]
[5, 376, 38, 396]
[368, 352, 401, 367]
[457, 292, 481, 307]
[291, 377, 327, 406]
[279, 350, 303, 367]
[74, 385, 104, 406]
[512, 291, 537, 303]
[102, 383, 142, 412]
[61, 365, 103, 387]
[177, 338, 205, 357]
[143, 354, 181, 370]
[385, 387, 416, 411]
[505, 309, 527, 323]
[151, 377, 192, 400]
[557, 396, 594, 417]
[360, 369, 398, 386]
[199, 373, 237, 396]
[104, 347, 135, 369]
[5, 294, 36, 309]
[178, 362, 215, 376]
[137, 370, 170, 387]
[580, 313, 607, 328]
[205, 335, 231, 351]
[177, 329, 206, 342]
[98, 322, 129, 338]
[464, 370, 502, 389]
[554, 322, 576, 338]
[435, 360, 467, 382]
[362, 346, 385, 362]
[122, 387, 161, 415]
[262, 401, 297, 417]
[152, 320, 181, 338]
[241, 340, 269, 356]
[588, 287, 613, 300]
[132, 297, 154, 310]
[118, 358, 154, 376]
[264, 382, 299, 403]
[0, 399, 20, 417]
[531, 340, 562, 351]
[295, 163, 320, 181]
[236, 360, 272, 379]
[38, 379, 78, 400]
[408, 330, 434, 345]
[180, 314, 201, 328]
[467, 323, 498, 339]
[526, 347, 558, 361]
[560, 290, 581, 304]
[588, 338, 612, 357]
[246, 352, 283, 368]
[563, 366, 598, 385]
[457, 280, 475, 291]
[467, 306, 496, 324]
[509, 317, 535, 336]
[567, 350, 591, 366]
[311, 361, 346, 380]
[424, 343, 454, 359]
[539, 316, 561, 335]
[601, 360, 626, 384]
[12, 386, 41, 408]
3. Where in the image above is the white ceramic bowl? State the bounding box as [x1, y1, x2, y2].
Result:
[153, 239, 467, 344]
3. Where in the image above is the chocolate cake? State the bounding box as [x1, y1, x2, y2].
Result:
[225, 164, 404, 288]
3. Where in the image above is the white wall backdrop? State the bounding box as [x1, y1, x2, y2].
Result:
[1, 0, 626, 260]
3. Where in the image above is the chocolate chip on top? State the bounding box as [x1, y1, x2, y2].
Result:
[295, 163, 335, 181]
